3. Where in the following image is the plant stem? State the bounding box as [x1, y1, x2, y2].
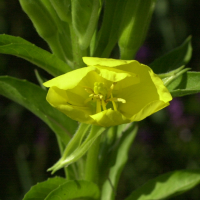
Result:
[56, 135, 69, 178]
[84, 130, 102, 184]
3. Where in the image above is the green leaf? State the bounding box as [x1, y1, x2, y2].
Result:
[93, 0, 127, 57]
[72, 0, 101, 50]
[0, 76, 77, 144]
[160, 66, 191, 87]
[49, 0, 71, 23]
[45, 180, 100, 199]
[23, 177, 66, 200]
[150, 36, 192, 74]
[0, 34, 71, 76]
[167, 72, 200, 97]
[19, 0, 57, 38]
[125, 169, 200, 200]
[119, 0, 156, 59]
[101, 123, 138, 200]
[19, 0, 73, 64]
[40, 0, 73, 64]
[48, 125, 106, 173]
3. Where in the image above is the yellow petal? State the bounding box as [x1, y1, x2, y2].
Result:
[95, 66, 140, 87]
[83, 57, 140, 89]
[118, 62, 172, 119]
[83, 57, 133, 67]
[46, 86, 68, 107]
[90, 109, 130, 127]
[55, 104, 95, 124]
[46, 86, 85, 107]
[44, 57, 172, 127]
[43, 66, 96, 90]
[46, 87, 95, 123]
[130, 100, 170, 121]
[148, 68, 172, 103]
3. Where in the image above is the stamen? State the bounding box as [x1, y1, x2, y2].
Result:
[84, 82, 126, 114]
[84, 87, 94, 94]
[89, 94, 94, 98]
[110, 93, 117, 111]
[117, 98, 126, 103]
[107, 82, 116, 98]
[99, 94, 104, 100]
[101, 100, 107, 111]
[96, 99, 101, 113]
[107, 97, 126, 103]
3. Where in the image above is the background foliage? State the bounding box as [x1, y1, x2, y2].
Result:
[0, 0, 200, 199]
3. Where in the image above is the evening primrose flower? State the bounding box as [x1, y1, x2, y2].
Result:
[43, 57, 172, 127]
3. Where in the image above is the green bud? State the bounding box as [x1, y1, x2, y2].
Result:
[40, 0, 73, 63]
[20, 0, 73, 65]
[19, 0, 57, 38]
[72, 0, 101, 50]
[93, 0, 127, 57]
[119, 0, 156, 59]
[50, 0, 71, 23]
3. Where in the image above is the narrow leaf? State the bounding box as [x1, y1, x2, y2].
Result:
[48, 125, 106, 173]
[101, 123, 138, 200]
[45, 180, 100, 199]
[23, 177, 66, 200]
[72, 0, 101, 49]
[93, 0, 127, 57]
[40, 0, 73, 63]
[125, 170, 200, 200]
[167, 72, 200, 97]
[0, 76, 77, 144]
[150, 36, 192, 74]
[119, 0, 156, 59]
[49, 0, 71, 23]
[0, 34, 71, 76]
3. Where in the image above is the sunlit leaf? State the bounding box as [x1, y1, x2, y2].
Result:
[0, 34, 71, 76]
[150, 36, 192, 74]
[167, 72, 200, 97]
[45, 180, 100, 199]
[23, 177, 66, 200]
[125, 169, 200, 200]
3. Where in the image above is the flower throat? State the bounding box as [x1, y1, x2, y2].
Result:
[84, 82, 126, 114]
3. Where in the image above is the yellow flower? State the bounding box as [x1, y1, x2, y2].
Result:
[43, 57, 172, 127]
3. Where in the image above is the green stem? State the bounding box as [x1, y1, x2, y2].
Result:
[85, 128, 102, 184]
[120, 47, 138, 60]
[161, 67, 191, 87]
[56, 135, 69, 178]
[69, 25, 87, 69]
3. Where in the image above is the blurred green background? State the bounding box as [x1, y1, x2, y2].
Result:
[0, 0, 200, 199]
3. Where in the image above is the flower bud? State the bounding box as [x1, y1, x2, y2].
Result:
[119, 0, 156, 59]
[72, 0, 101, 50]
[50, 0, 71, 23]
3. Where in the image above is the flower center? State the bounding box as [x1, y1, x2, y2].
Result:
[84, 82, 126, 114]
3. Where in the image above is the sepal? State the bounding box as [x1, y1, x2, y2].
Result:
[48, 124, 106, 174]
